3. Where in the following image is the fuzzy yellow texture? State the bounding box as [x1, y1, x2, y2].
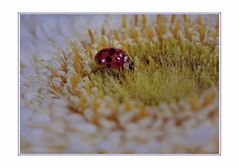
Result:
[21, 14, 219, 154]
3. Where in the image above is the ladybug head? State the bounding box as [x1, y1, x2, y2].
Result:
[123, 55, 134, 70]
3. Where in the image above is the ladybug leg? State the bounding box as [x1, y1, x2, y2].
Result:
[116, 67, 125, 79]
[91, 68, 99, 73]
[121, 67, 126, 79]
[116, 67, 123, 79]
[116, 68, 121, 79]
[92, 67, 105, 73]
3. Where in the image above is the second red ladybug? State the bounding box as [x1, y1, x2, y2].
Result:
[95, 48, 134, 71]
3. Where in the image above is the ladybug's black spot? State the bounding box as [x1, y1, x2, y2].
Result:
[109, 48, 115, 55]
[98, 59, 102, 64]
[116, 62, 121, 66]
[106, 56, 112, 62]
[106, 64, 111, 68]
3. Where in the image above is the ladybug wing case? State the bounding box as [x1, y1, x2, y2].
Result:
[95, 48, 125, 69]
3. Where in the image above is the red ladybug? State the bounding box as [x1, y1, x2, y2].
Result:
[95, 48, 134, 71]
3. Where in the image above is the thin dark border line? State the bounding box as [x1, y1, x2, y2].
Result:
[18, 13, 221, 156]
